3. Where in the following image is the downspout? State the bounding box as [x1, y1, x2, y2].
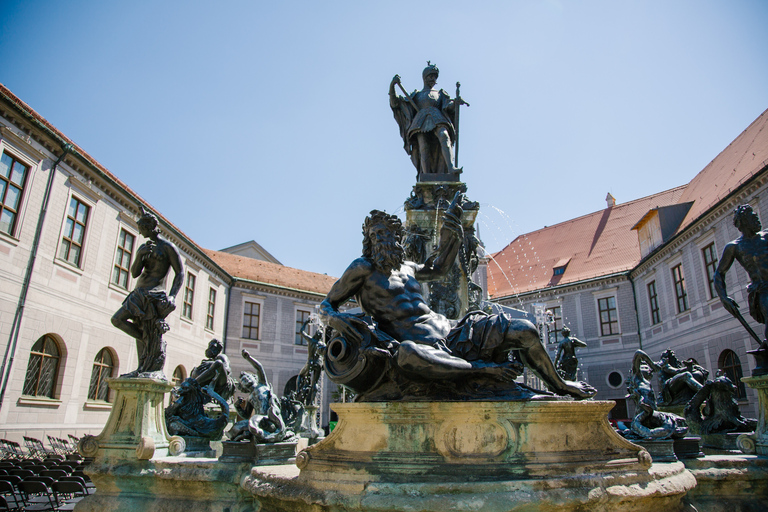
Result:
[222, 280, 233, 353]
[628, 274, 643, 350]
[0, 144, 72, 410]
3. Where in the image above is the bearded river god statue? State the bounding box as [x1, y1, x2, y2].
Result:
[318, 192, 597, 402]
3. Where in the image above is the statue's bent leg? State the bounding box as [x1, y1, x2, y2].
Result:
[111, 307, 142, 339]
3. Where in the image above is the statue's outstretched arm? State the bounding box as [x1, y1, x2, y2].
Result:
[241, 349, 267, 385]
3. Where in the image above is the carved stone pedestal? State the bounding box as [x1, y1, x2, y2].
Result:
[78, 377, 176, 461]
[219, 440, 298, 465]
[631, 438, 677, 462]
[742, 373, 768, 455]
[244, 401, 696, 511]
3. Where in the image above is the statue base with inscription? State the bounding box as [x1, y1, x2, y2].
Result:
[243, 401, 696, 511]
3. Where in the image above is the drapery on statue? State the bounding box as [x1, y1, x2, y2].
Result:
[189, 338, 236, 404]
[389, 62, 467, 178]
[319, 192, 596, 401]
[684, 370, 757, 435]
[623, 350, 688, 440]
[227, 349, 295, 444]
[554, 327, 586, 381]
[111, 207, 184, 379]
[715, 204, 768, 374]
[655, 349, 707, 407]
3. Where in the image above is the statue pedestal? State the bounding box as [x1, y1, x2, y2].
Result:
[742, 373, 768, 456]
[78, 377, 175, 461]
[299, 404, 324, 441]
[219, 440, 298, 465]
[244, 401, 696, 511]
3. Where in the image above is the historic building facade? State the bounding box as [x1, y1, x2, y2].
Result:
[489, 109, 768, 420]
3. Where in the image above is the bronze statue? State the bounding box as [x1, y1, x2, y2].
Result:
[319, 192, 596, 401]
[655, 349, 707, 407]
[554, 327, 586, 381]
[111, 207, 184, 379]
[297, 326, 326, 407]
[684, 370, 757, 435]
[166, 378, 229, 440]
[389, 62, 466, 178]
[624, 350, 688, 440]
[189, 339, 236, 404]
[715, 204, 768, 373]
[227, 350, 295, 444]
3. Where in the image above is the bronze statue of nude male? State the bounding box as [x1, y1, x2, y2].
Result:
[319, 192, 597, 401]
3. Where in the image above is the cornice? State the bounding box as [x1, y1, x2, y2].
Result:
[233, 278, 327, 302]
[494, 272, 630, 304]
[632, 170, 768, 277]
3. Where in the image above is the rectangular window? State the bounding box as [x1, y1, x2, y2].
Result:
[598, 296, 619, 336]
[702, 243, 718, 300]
[295, 309, 311, 345]
[547, 306, 562, 344]
[111, 229, 135, 289]
[59, 196, 90, 267]
[242, 301, 260, 340]
[182, 272, 196, 319]
[648, 280, 661, 325]
[206, 288, 216, 330]
[671, 264, 688, 313]
[0, 151, 29, 236]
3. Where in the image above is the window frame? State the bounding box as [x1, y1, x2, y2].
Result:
[546, 305, 563, 345]
[671, 263, 689, 313]
[719, 349, 747, 400]
[56, 193, 93, 269]
[242, 297, 264, 341]
[87, 348, 116, 402]
[111, 227, 137, 290]
[0, 148, 32, 239]
[647, 280, 661, 325]
[22, 335, 62, 399]
[701, 242, 718, 300]
[206, 287, 217, 331]
[295, 307, 312, 346]
[182, 271, 196, 320]
[597, 295, 619, 336]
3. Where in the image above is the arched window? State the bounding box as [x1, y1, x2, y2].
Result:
[171, 365, 186, 387]
[22, 335, 61, 398]
[719, 349, 747, 399]
[88, 348, 116, 402]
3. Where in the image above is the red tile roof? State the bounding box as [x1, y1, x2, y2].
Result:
[204, 249, 337, 296]
[488, 187, 687, 298]
[674, 108, 768, 233]
[489, 107, 768, 300]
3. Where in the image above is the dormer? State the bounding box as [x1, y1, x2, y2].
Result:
[632, 202, 694, 258]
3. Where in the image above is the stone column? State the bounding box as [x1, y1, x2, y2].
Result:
[78, 377, 178, 460]
[742, 373, 768, 456]
[404, 182, 480, 320]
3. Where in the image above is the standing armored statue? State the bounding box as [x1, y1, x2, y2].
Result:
[111, 207, 184, 379]
[390, 62, 465, 177]
[554, 327, 586, 381]
[715, 204, 768, 351]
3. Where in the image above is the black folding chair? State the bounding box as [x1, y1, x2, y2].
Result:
[18, 480, 57, 511]
[8, 470, 32, 480]
[0, 481, 22, 511]
[40, 470, 67, 481]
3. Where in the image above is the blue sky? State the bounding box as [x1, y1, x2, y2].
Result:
[1, 1, 766, 278]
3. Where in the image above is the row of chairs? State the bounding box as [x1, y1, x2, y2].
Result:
[0, 457, 92, 511]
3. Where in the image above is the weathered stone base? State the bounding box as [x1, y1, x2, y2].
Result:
[242, 401, 697, 511]
[74, 458, 255, 512]
[631, 439, 677, 462]
[701, 433, 743, 454]
[682, 455, 768, 512]
[673, 436, 704, 459]
[219, 440, 298, 464]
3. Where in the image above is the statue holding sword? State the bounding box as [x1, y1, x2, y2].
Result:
[389, 62, 468, 179]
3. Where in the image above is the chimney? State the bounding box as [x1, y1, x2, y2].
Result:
[606, 193, 616, 208]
